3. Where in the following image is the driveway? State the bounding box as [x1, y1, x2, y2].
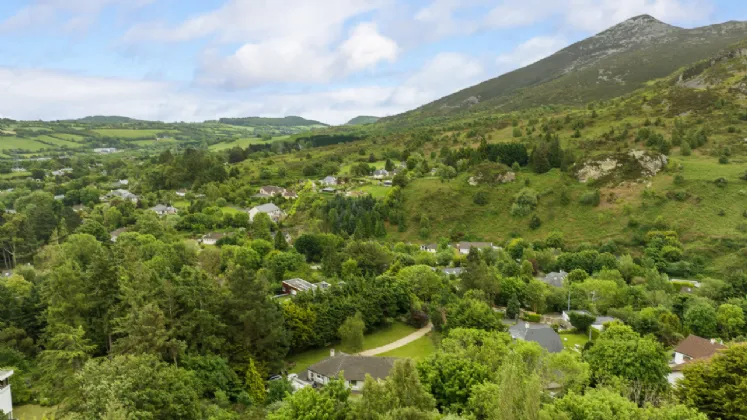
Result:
[358, 323, 433, 356]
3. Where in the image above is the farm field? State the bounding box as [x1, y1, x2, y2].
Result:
[209, 137, 269, 151]
[93, 129, 177, 138]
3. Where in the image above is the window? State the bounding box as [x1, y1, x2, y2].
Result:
[349, 380, 357, 387]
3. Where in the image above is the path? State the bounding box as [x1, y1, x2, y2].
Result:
[358, 323, 433, 356]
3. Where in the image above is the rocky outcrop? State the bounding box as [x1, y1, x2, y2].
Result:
[574, 150, 668, 183]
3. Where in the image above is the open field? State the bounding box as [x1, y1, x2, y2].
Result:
[378, 333, 437, 360]
[286, 321, 418, 374]
[93, 129, 177, 139]
[209, 137, 269, 151]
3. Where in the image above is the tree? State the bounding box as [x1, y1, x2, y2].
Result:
[418, 352, 491, 413]
[274, 231, 289, 251]
[468, 354, 542, 420]
[397, 265, 444, 303]
[251, 213, 273, 242]
[684, 303, 717, 338]
[569, 311, 596, 332]
[268, 374, 350, 420]
[445, 298, 504, 332]
[339, 312, 365, 353]
[246, 358, 266, 405]
[506, 294, 520, 320]
[583, 324, 670, 404]
[716, 304, 745, 339]
[37, 325, 97, 403]
[676, 343, 747, 420]
[353, 359, 436, 420]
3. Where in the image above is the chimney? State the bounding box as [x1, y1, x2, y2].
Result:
[330, 348, 335, 357]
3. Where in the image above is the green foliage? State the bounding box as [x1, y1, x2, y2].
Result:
[268, 374, 350, 420]
[569, 311, 596, 332]
[246, 358, 266, 405]
[339, 312, 365, 353]
[511, 188, 539, 217]
[579, 189, 601, 207]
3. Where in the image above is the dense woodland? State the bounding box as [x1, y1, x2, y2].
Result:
[1, 26, 747, 420]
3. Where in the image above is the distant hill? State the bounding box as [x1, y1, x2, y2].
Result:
[68, 116, 146, 124]
[218, 116, 328, 127]
[396, 15, 747, 119]
[346, 116, 380, 125]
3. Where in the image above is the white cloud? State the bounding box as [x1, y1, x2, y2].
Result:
[496, 36, 568, 72]
[340, 23, 399, 72]
[0, 0, 154, 32]
[484, 0, 560, 29]
[391, 52, 485, 106]
[565, 0, 713, 32]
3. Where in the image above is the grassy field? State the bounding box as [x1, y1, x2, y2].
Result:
[209, 137, 269, 151]
[13, 404, 58, 420]
[0, 137, 48, 151]
[378, 333, 437, 360]
[559, 331, 590, 351]
[286, 322, 418, 374]
[358, 184, 391, 198]
[132, 138, 178, 147]
[93, 129, 177, 139]
[34, 135, 83, 148]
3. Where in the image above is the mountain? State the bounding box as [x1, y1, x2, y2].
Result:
[217, 116, 328, 127]
[346, 116, 380, 125]
[68, 115, 146, 123]
[401, 15, 747, 118]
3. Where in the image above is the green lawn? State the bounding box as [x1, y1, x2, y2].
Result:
[286, 322, 418, 374]
[0, 137, 48, 151]
[93, 129, 177, 139]
[559, 331, 590, 351]
[13, 404, 58, 420]
[358, 185, 391, 198]
[378, 333, 437, 360]
[209, 137, 268, 151]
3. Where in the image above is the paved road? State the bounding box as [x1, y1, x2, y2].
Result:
[358, 323, 433, 356]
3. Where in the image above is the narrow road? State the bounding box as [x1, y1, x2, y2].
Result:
[358, 323, 433, 356]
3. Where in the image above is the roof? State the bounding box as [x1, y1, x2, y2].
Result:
[442, 267, 464, 276]
[261, 185, 286, 194]
[593, 316, 617, 326]
[543, 271, 568, 287]
[373, 169, 389, 175]
[252, 203, 281, 213]
[509, 321, 563, 353]
[202, 232, 226, 240]
[150, 204, 175, 212]
[0, 370, 13, 381]
[674, 335, 726, 359]
[308, 355, 397, 382]
[282, 191, 298, 197]
[283, 278, 316, 292]
[456, 242, 493, 249]
[421, 243, 438, 250]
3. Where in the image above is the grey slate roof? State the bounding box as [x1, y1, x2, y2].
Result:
[253, 203, 281, 213]
[283, 278, 316, 292]
[509, 321, 563, 353]
[543, 271, 568, 287]
[307, 355, 397, 382]
[442, 267, 464, 276]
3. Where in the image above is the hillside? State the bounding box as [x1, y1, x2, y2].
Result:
[66, 115, 146, 124]
[397, 15, 747, 119]
[347, 116, 380, 125]
[217, 116, 328, 127]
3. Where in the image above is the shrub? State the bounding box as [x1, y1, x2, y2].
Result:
[521, 313, 542, 322]
[680, 141, 692, 156]
[473, 191, 488, 206]
[717, 209, 726, 217]
[579, 190, 601, 207]
[674, 174, 685, 185]
[569, 311, 596, 332]
[511, 188, 538, 217]
[715, 178, 728, 188]
[740, 171, 747, 182]
[719, 155, 729, 164]
[529, 214, 542, 230]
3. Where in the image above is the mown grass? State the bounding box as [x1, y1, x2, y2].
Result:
[209, 137, 270, 151]
[358, 185, 391, 198]
[559, 331, 590, 351]
[378, 333, 437, 360]
[286, 322, 418, 374]
[93, 129, 177, 139]
[14, 404, 58, 420]
[0, 137, 48, 151]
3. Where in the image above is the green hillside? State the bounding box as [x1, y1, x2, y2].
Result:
[217, 115, 328, 127]
[347, 116, 380, 125]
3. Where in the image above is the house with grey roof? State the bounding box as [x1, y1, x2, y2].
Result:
[149, 204, 178, 216]
[248, 203, 285, 222]
[372, 169, 389, 179]
[442, 267, 464, 276]
[110, 228, 128, 242]
[321, 176, 338, 186]
[455, 242, 496, 254]
[281, 278, 317, 295]
[306, 351, 397, 391]
[542, 271, 568, 287]
[105, 189, 139, 203]
[259, 185, 286, 196]
[509, 320, 563, 353]
[420, 243, 439, 253]
[200, 232, 226, 246]
[0, 370, 14, 419]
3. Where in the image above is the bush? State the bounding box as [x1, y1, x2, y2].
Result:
[579, 190, 601, 207]
[674, 174, 685, 185]
[569, 311, 596, 332]
[521, 313, 542, 322]
[511, 188, 539, 217]
[529, 214, 542, 230]
[715, 178, 728, 188]
[719, 155, 729, 164]
[473, 191, 488, 206]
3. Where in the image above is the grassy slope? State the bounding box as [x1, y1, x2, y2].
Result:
[378, 333, 437, 359]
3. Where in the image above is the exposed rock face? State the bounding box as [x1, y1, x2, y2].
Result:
[574, 150, 668, 183]
[468, 169, 515, 186]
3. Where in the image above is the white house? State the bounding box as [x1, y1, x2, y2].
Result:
[668, 335, 726, 385]
[306, 351, 396, 391]
[94, 147, 118, 154]
[420, 243, 438, 253]
[455, 242, 495, 255]
[105, 189, 139, 204]
[372, 169, 389, 179]
[149, 204, 178, 216]
[248, 203, 285, 222]
[118, 179, 129, 187]
[259, 185, 286, 196]
[176, 189, 188, 197]
[282, 191, 298, 200]
[51, 167, 73, 176]
[0, 370, 14, 419]
[321, 176, 338, 186]
[200, 232, 226, 245]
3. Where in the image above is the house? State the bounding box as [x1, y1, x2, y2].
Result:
[259, 185, 286, 196]
[282, 191, 298, 200]
[176, 189, 188, 197]
[200, 232, 226, 245]
[248, 203, 285, 222]
[110, 228, 127, 242]
[542, 271, 568, 288]
[118, 179, 129, 187]
[442, 267, 464, 276]
[0, 370, 14, 419]
[149, 204, 178, 216]
[306, 351, 397, 391]
[420, 243, 438, 253]
[72, 204, 86, 213]
[11, 167, 25, 173]
[51, 167, 73, 176]
[282, 278, 318, 295]
[54, 194, 65, 201]
[669, 335, 726, 384]
[321, 176, 338, 186]
[455, 242, 495, 255]
[94, 147, 118, 154]
[382, 180, 393, 186]
[318, 281, 331, 290]
[321, 187, 336, 194]
[106, 189, 139, 203]
[509, 321, 563, 353]
[673, 335, 725, 365]
[372, 169, 389, 179]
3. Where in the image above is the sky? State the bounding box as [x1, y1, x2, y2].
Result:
[0, 0, 745, 124]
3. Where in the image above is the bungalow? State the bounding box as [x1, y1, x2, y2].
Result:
[110, 228, 127, 242]
[72, 204, 86, 213]
[200, 232, 226, 246]
[321, 176, 338, 186]
[248, 203, 285, 222]
[149, 204, 178, 216]
[259, 185, 286, 196]
[372, 169, 389, 179]
[542, 271, 568, 288]
[306, 351, 397, 391]
[0, 370, 14, 419]
[509, 320, 563, 353]
[455, 242, 496, 255]
[282, 191, 298, 200]
[93, 147, 118, 154]
[420, 243, 438, 253]
[105, 189, 139, 204]
[175, 189, 188, 197]
[281, 278, 318, 295]
[442, 267, 464, 276]
[669, 335, 726, 384]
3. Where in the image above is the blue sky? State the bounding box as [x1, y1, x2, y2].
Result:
[0, 0, 745, 124]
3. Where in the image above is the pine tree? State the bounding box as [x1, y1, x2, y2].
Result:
[506, 294, 520, 320]
[274, 231, 289, 251]
[246, 358, 266, 406]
